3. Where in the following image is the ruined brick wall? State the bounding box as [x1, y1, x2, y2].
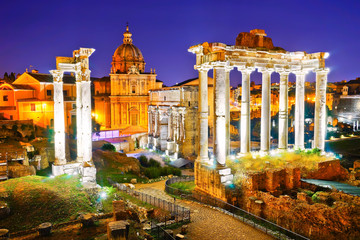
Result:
[235, 32, 274, 49]
[303, 159, 349, 181]
[241, 190, 360, 240]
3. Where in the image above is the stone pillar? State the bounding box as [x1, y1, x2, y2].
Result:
[294, 71, 306, 149]
[197, 66, 211, 162]
[225, 68, 231, 156]
[81, 69, 92, 163]
[314, 68, 329, 151]
[181, 110, 186, 140]
[260, 69, 272, 152]
[75, 72, 83, 162]
[148, 109, 152, 135]
[240, 68, 254, 154]
[278, 71, 290, 150]
[51, 70, 66, 165]
[167, 109, 172, 140]
[154, 108, 159, 137]
[213, 66, 227, 166]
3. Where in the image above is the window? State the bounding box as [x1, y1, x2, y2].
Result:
[10, 115, 13, 120]
[63, 90, 68, 97]
[46, 90, 52, 96]
[132, 86, 136, 94]
[3, 95, 8, 101]
[72, 104, 76, 109]
[50, 119, 54, 127]
[31, 104, 36, 111]
[164, 96, 166, 101]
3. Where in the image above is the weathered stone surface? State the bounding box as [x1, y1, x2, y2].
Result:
[303, 160, 349, 181]
[235, 30, 275, 49]
[180, 225, 188, 234]
[0, 229, 9, 239]
[175, 234, 185, 240]
[130, 178, 137, 184]
[80, 213, 95, 227]
[107, 221, 129, 240]
[8, 163, 36, 178]
[38, 222, 52, 236]
[0, 202, 10, 219]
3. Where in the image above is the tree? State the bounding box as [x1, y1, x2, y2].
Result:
[10, 72, 16, 81]
[3, 72, 9, 80]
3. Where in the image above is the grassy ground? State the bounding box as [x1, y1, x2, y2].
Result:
[325, 137, 360, 168]
[0, 175, 96, 232]
[169, 181, 196, 193]
[96, 169, 146, 187]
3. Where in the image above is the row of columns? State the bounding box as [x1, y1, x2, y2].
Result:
[197, 64, 329, 167]
[147, 106, 186, 153]
[51, 68, 92, 165]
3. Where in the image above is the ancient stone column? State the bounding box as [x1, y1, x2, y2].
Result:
[167, 109, 172, 140]
[240, 68, 254, 154]
[81, 69, 92, 163]
[197, 66, 211, 163]
[213, 65, 227, 166]
[294, 71, 306, 149]
[111, 103, 115, 128]
[278, 71, 290, 150]
[314, 68, 329, 151]
[225, 67, 232, 156]
[147, 109, 152, 135]
[260, 69, 272, 152]
[75, 71, 83, 162]
[154, 108, 159, 137]
[51, 70, 66, 165]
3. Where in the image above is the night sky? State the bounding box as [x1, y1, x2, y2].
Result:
[1, 0, 360, 86]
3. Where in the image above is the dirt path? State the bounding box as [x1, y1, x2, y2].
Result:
[135, 180, 273, 240]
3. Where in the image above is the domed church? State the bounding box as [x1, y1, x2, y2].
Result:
[93, 25, 163, 132]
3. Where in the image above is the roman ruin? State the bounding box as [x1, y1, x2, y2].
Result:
[51, 48, 97, 183]
[188, 29, 329, 198]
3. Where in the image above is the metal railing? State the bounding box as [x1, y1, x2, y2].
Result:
[112, 181, 191, 224]
[165, 176, 309, 240]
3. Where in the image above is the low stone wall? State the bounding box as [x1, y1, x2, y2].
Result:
[194, 162, 228, 201]
[243, 190, 360, 240]
[241, 167, 301, 194]
[302, 159, 349, 181]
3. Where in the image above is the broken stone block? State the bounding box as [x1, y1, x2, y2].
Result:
[0, 229, 9, 239]
[181, 224, 188, 234]
[80, 213, 95, 227]
[130, 178, 137, 184]
[175, 234, 185, 240]
[107, 221, 130, 240]
[38, 222, 52, 236]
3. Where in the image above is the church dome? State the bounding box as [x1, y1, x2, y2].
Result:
[111, 25, 145, 74]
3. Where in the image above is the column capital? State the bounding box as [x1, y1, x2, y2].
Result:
[211, 61, 229, 69]
[50, 70, 63, 82]
[239, 67, 255, 75]
[277, 69, 291, 76]
[81, 69, 91, 82]
[293, 70, 309, 76]
[258, 68, 275, 74]
[314, 68, 330, 74]
[195, 64, 212, 72]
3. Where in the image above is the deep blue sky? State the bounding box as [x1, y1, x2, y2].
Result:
[1, 0, 360, 86]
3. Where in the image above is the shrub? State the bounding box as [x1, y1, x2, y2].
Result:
[144, 167, 161, 179]
[101, 143, 116, 152]
[138, 155, 149, 167]
[149, 158, 161, 168]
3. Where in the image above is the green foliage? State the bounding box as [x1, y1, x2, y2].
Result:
[169, 181, 196, 193]
[149, 158, 161, 168]
[138, 155, 149, 167]
[96, 170, 144, 187]
[101, 143, 116, 152]
[311, 192, 322, 203]
[143, 166, 181, 179]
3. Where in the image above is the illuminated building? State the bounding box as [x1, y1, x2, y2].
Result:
[0, 71, 79, 130]
[94, 25, 163, 133]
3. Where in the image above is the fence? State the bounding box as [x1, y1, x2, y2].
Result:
[165, 176, 309, 240]
[112, 181, 191, 224]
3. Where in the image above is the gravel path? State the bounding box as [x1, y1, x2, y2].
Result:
[136, 181, 274, 240]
